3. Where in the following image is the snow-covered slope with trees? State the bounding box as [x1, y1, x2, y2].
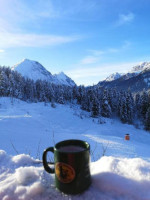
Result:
[0, 97, 150, 199]
[1, 65, 150, 129]
[12, 59, 76, 86]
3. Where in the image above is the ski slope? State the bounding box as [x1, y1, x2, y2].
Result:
[0, 97, 150, 200]
[0, 97, 150, 161]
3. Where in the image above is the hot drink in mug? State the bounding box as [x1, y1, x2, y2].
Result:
[42, 139, 91, 194]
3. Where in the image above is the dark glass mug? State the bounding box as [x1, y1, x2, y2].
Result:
[42, 139, 91, 194]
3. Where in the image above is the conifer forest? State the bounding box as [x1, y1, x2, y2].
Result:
[0, 66, 150, 131]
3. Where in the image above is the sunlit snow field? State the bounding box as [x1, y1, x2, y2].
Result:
[1, 97, 150, 200]
[0, 97, 150, 161]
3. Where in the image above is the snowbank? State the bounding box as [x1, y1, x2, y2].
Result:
[0, 150, 150, 200]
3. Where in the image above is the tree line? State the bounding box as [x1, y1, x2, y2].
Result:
[0, 66, 150, 131]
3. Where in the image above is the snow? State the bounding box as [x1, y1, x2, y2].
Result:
[130, 62, 150, 74]
[54, 72, 75, 86]
[1, 97, 150, 160]
[1, 97, 150, 199]
[12, 59, 54, 82]
[1, 151, 150, 200]
[105, 72, 123, 82]
[103, 62, 150, 83]
[11, 59, 76, 86]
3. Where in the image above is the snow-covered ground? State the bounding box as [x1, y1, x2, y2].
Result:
[0, 97, 150, 200]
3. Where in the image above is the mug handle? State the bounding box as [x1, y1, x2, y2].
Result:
[42, 147, 55, 174]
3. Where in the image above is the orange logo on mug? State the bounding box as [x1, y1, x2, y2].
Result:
[55, 162, 75, 183]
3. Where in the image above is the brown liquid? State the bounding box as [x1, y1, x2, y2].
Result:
[59, 145, 85, 152]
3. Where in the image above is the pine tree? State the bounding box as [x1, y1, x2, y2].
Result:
[81, 93, 87, 110]
[85, 89, 94, 112]
[91, 96, 99, 117]
[101, 90, 112, 118]
[118, 91, 128, 123]
[0, 71, 6, 96]
[135, 93, 141, 118]
[57, 86, 65, 104]
[126, 91, 134, 124]
[111, 88, 120, 113]
[141, 90, 149, 119]
[77, 86, 83, 104]
[8, 73, 15, 98]
[145, 107, 150, 131]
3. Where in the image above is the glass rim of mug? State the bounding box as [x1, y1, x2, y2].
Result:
[54, 139, 90, 153]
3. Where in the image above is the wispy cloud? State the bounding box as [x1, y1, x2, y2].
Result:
[87, 50, 104, 56]
[0, 1, 82, 48]
[116, 12, 135, 26]
[80, 50, 104, 65]
[80, 56, 100, 65]
[80, 41, 131, 65]
[0, 49, 5, 53]
[0, 30, 80, 48]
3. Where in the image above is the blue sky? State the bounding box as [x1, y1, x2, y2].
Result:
[0, 0, 150, 85]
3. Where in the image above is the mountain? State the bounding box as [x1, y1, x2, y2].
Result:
[12, 59, 54, 82]
[12, 59, 76, 87]
[54, 72, 75, 87]
[97, 62, 150, 93]
[130, 62, 150, 73]
[105, 72, 124, 82]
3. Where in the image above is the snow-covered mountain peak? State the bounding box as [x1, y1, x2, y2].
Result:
[57, 71, 66, 78]
[22, 58, 34, 63]
[54, 71, 76, 86]
[130, 62, 150, 74]
[105, 72, 123, 82]
[14, 58, 39, 66]
[98, 61, 150, 92]
[12, 59, 76, 86]
[12, 59, 53, 81]
[103, 62, 150, 83]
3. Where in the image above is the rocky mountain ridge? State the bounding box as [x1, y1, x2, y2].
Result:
[98, 62, 150, 93]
